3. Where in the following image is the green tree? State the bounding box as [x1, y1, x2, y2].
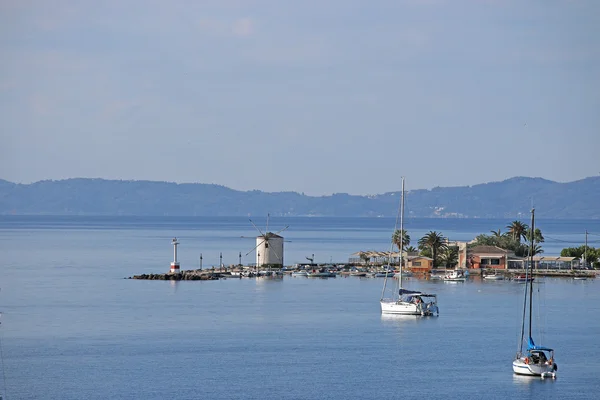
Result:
[405, 246, 418, 253]
[472, 234, 499, 247]
[513, 243, 530, 258]
[561, 246, 599, 267]
[392, 229, 410, 251]
[561, 246, 585, 258]
[490, 229, 503, 238]
[418, 231, 447, 268]
[420, 247, 432, 259]
[440, 246, 459, 268]
[507, 220, 529, 243]
[472, 225, 545, 258]
[530, 244, 544, 256]
[525, 228, 545, 244]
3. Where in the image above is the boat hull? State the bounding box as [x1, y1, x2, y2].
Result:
[512, 358, 557, 377]
[380, 300, 438, 316]
[306, 272, 336, 278]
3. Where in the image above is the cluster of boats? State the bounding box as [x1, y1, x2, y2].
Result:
[482, 273, 534, 282]
[231, 270, 284, 278]
[431, 271, 536, 283]
[290, 267, 408, 278]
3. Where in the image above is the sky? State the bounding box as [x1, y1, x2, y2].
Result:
[1, 0, 599, 196]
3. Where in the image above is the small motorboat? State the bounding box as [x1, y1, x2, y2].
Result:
[513, 274, 534, 283]
[443, 270, 466, 282]
[306, 268, 336, 278]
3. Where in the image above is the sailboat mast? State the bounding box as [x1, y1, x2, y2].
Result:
[585, 230, 588, 267]
[528, 208, 535, 341]
[399, 177, 405, 289]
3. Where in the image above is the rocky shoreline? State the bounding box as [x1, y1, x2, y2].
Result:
[128, 269, 221, 280]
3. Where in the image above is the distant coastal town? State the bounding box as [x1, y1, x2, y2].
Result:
[130, 222, 598, 281]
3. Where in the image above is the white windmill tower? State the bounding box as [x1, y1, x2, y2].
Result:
[242, 214, 289, 269]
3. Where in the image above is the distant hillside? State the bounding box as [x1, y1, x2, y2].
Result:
[0, 176, 598, 218]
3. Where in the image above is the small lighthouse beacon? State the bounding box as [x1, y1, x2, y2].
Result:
[170, 237, 180, 273]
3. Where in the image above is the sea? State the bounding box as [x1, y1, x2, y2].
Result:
[0, 215, 599, 400]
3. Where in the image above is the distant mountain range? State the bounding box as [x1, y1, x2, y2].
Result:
[0, 176, 598, 218]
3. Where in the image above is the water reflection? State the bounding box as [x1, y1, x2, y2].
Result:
[254, 275, 284, 291]
[380, 314, 422, 324]
[255, 276, 283, 283]
[512, 374, 556, 386]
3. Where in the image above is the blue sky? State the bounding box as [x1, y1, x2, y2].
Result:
[1, 0, 599, 195]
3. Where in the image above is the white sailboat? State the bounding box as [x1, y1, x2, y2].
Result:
[380, 178, 439, 316]
[512, 209, 558, 379]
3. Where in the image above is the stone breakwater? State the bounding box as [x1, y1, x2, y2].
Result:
[129, 270, 219, 280]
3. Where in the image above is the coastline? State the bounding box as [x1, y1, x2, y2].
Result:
[128, 265, 597, 281]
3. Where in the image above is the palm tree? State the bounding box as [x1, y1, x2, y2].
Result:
[440, 246, 459, 269]
[525, 228, 545, 244]
[490, 229, 503, 237]
[405, 246, 418, 253]
[392, 229, 410, 251]
[418, 231, 447, 268]
[507, 221, 529, 243]
[530, 244, 544, 256]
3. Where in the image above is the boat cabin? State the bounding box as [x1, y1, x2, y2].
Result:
[527, 347, 555, 366]
[399, 289, 437, 305]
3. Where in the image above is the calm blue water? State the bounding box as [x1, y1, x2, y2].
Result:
[1, 216, 599, 399]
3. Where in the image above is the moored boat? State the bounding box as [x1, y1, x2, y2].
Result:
[512, 208, 557, 379]
[374, 271, 395, 278]
[512, 274, 534, 283]
[306, 268, 336, 277]
[379, 178, 439, 316]
[443, 270, 466, 282]
[380, 289, 439, 316]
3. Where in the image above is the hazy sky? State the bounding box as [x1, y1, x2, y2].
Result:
[1, 0, 599, 195]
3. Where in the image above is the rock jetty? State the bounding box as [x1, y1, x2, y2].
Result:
[129, 270, 219, 281]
